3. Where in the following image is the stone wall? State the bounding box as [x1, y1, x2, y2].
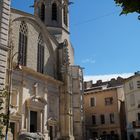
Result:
[0, 0, 11, 90]
[70, 66, 84, 140]
[11, 9, 57, 77]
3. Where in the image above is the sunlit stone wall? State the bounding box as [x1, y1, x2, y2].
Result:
[0, 0, 11, 90]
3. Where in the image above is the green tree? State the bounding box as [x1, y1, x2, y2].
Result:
[0, 89, 8, 139]
[114, 0, 140, 15]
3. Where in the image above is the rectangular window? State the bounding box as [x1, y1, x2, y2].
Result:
[37, 44, 44, 73]
[110, 113, 115, 124]
[100, 114, 105, 124]
[105, 97, 113, 105]
[90, 97, 96, 107]
[137, 81, 140, 88]
[92, 115, 96, 125]
[138, 113, 140, 121]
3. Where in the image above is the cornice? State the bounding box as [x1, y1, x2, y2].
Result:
[18, 65, 63, 86]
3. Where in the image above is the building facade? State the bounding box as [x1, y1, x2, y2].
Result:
[0, 0, 11, 90]
[124, 72, 140, 140]
[4, 0, 84, 140]
[84, 78, 126, 140]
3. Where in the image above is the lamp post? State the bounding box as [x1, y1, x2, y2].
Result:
[5, 27, 22, 140]
[5, 42, 13, 140]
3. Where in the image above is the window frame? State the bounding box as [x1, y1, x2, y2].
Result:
[40, 3, 45, 22]
[52, 3, 57, 21]
[18, 21, 28, 66]
[37, 34, 44, 73]
[138, 113, 140, 122]
[90, 97, 96, 107]
[92, 115, 96, 125]
[100, 114, 105, 124]
[105, 97, 113, 105]
[110, 113, 115, 124]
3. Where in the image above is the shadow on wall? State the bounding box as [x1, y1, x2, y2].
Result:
[44, 55, 55, 78]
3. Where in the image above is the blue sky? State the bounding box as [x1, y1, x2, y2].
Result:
[11, 0, 140, 76]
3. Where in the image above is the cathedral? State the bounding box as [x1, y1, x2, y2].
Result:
[0, 0, 84, 140]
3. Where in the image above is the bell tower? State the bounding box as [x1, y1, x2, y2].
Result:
[34, 0, 69, 33]
[34, 0, 74, 65]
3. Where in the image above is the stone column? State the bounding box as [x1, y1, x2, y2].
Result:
[42, 110, 44, 133]
[43, 104, 48, 139]
[21, 113, 25, 130]
[40, 110, 43, 133]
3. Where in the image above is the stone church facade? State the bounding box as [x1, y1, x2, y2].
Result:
[4, 0, 84, 140]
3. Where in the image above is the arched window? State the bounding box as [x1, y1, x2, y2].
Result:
[37, 34, 44, 73]
[52, 3, 57, 21]
[18, 21, 28, 66]
[40, 3, 45, 21]
[63, 5, 68, 26]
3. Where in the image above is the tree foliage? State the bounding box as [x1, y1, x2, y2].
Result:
[114, 0, 140, 15]
[0, 89, 8, 139]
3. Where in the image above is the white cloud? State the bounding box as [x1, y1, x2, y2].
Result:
[82, 58, 96, 64]
[84, 73, 133, 83]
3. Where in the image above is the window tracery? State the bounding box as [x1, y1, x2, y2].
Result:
[37, 34, 44, 73]
[18, 21, 28, 66]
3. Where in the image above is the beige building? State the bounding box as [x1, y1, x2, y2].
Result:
[0, 0, 11, 90]
[2, 0, 84, 140]
[84, 78, 126, 140]
[124, 72, 140, 140]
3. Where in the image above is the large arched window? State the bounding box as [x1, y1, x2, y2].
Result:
[52, 3, 57, 21]
[37, 34, 44, 73]
[40, 3, 45, 21]
[63, 5, 68, 26]
[18, 21, 28, 66]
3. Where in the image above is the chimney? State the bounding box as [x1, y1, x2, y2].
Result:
[84, 80, 93, 89]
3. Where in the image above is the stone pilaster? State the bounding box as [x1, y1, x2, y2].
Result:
[0, 0, 11, 90]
